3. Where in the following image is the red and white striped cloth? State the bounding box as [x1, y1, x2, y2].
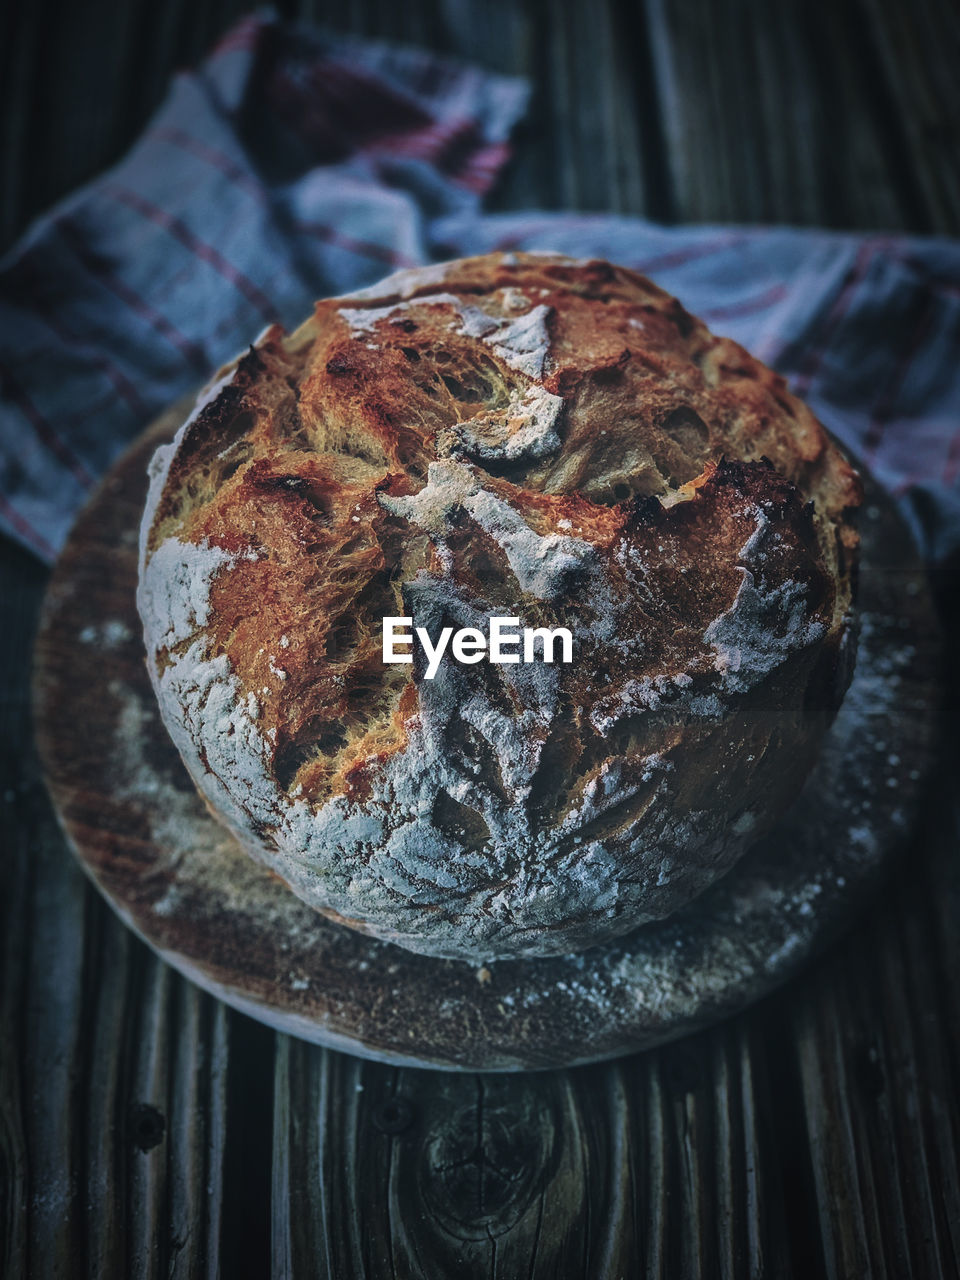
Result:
[1, 12, 958, 567]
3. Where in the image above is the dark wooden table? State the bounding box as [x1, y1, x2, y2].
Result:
[2, 2, 959, 1276]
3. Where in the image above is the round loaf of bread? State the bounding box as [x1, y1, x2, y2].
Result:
[137, 252, 861, 961]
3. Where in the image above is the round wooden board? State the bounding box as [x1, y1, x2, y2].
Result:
[33, 409, 940, 1071]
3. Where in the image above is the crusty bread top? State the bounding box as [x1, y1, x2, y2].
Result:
[138, 252, 861, 959]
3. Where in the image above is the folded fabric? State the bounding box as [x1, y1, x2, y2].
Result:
[1, 11, 958, 568]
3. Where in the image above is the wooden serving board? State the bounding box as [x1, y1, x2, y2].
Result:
[32, 410, 940, 1071]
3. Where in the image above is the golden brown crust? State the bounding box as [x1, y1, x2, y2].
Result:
[137, 252, 861, 960]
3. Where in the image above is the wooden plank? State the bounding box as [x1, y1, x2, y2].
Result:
[22, 720, 88, 1276]
[791, 827, 960, 1280]
[84, 903, 134, 1278]
[271, 1019, 793, 1276]
[0, 548, 46, 1280]
[0, 537, 258, 1278]
[3, 0, 958, 247]
[0, 1, 44, 245]
[859, 0, 960, 233]
[642, 0, 960, 232]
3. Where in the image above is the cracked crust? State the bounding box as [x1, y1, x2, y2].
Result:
[137, 251, 861, 961]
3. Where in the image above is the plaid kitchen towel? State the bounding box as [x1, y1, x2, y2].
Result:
[1, 10, 958, 565]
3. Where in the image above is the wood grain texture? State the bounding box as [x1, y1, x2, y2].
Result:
[271, 1023, 794, 1277]
[2, 0, 959, 1276]
[0, 533, 271, 1278]
[1, 0, 959, 248]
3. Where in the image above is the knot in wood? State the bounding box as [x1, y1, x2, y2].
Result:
[418, 1082, 554, 1240]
